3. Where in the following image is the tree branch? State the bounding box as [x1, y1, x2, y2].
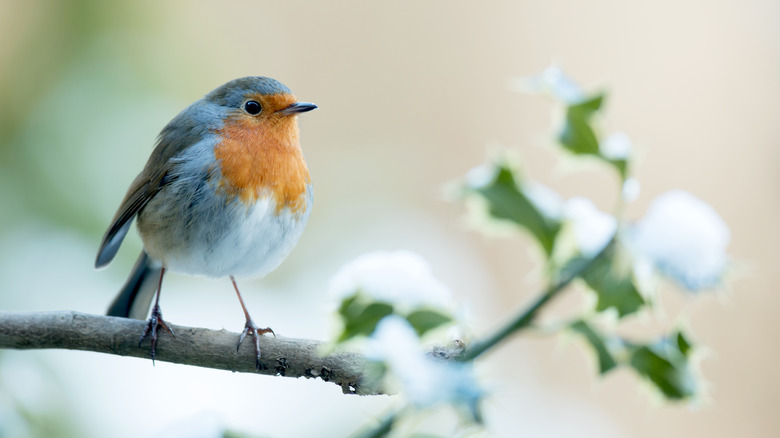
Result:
[0, 310, 383, 395]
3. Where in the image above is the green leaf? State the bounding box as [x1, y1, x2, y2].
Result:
[337, 295, 394, 342]
[676, 331, 692, 357]
[559, 94, 604, 156]
[578, 250, 645, 318]
[556, 93, 629, 178]
[570, 320, 618, 374]
[338, 294, 359, 319]
[406, 309, 452, 336]
[609, 158, 629, 180]
[629, 334, 696, 400]
[470, 164, 561, 256]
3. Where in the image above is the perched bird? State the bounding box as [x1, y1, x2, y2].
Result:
[95, 77, 317, 366]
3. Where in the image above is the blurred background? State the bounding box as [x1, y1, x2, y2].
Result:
[1, 0, 778, 437]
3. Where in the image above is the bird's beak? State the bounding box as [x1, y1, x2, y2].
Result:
[277, 102, 318, 115]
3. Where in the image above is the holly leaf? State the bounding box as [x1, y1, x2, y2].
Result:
[555, 92, 629, 178]
[676, 331, 692, 357]
[628, 332, 696, 400]
[575, 248, 645, 318]
[406, 309, 452, 336]
[559, 94, 604, 156]
[336, 293, 455, 342]
[337, 294, 394, 342]
[468, 163, 561, 257]
[570, 320, 618, 374]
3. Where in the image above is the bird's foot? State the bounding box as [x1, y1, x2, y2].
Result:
[237, 318, 275, 370]
[139, 304, 175, 364]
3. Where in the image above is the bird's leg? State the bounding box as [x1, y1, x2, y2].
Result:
[231, 276, 274, 369]
[139, 267, 175, 364]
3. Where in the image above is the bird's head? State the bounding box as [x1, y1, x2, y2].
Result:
[205, 76, 317, 131]
[203, 77, 317, 210]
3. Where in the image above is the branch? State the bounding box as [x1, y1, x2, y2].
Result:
[0, 310, 385, 395]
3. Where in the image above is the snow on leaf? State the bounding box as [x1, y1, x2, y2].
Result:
[329, 250, 453, 311]
[628, 190, 730, 291]
[564, 197, 616, 258]
[367, 316, 483, 418]
[600, 132, 632, 160]
[521, 66, 586, 104]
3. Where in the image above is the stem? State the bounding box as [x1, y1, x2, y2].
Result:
[460, 238, 615, 362]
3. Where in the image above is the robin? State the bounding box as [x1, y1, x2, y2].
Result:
[95, 76, 317, 367]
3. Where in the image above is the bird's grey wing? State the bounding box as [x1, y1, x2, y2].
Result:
[94, 108, 209, 268]
[95, 144, 184, 269]
[95, 171, 164, 269]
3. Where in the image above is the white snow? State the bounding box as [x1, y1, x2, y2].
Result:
[628, 190, 730, 291]
[524, 181, 565, 220]
[329, 250, 453, 311]
[600, 132, 632, 160]
[565, 197, 617, 257]
[366, 316, 481, 410]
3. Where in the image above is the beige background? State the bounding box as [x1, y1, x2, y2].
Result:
[0, 1, 777, 437]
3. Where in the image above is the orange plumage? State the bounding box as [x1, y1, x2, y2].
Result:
[214, 92, 311, 215]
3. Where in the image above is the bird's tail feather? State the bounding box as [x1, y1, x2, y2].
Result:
[106, 251, 160, 320]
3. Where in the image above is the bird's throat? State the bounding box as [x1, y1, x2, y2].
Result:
[214, 117, 310, 214]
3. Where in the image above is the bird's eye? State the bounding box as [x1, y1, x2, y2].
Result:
[244, 100, 262, 115]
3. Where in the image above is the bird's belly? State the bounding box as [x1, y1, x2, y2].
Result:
[137, 181, 312, 279]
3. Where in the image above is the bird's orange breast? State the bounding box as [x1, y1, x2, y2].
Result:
[213, 105, 310, 215]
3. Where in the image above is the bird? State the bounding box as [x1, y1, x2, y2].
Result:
[95, 76, 317, 367]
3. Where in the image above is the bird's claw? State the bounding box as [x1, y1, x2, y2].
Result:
[139, 304, 175, 364]
[237, 318, 274, 370]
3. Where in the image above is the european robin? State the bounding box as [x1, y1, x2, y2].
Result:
[95, 77, 317, 367]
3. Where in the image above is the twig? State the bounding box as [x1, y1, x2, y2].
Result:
[461, 238, 616, 361]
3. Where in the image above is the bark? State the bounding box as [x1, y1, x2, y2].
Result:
[0, 310, 388, 394]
